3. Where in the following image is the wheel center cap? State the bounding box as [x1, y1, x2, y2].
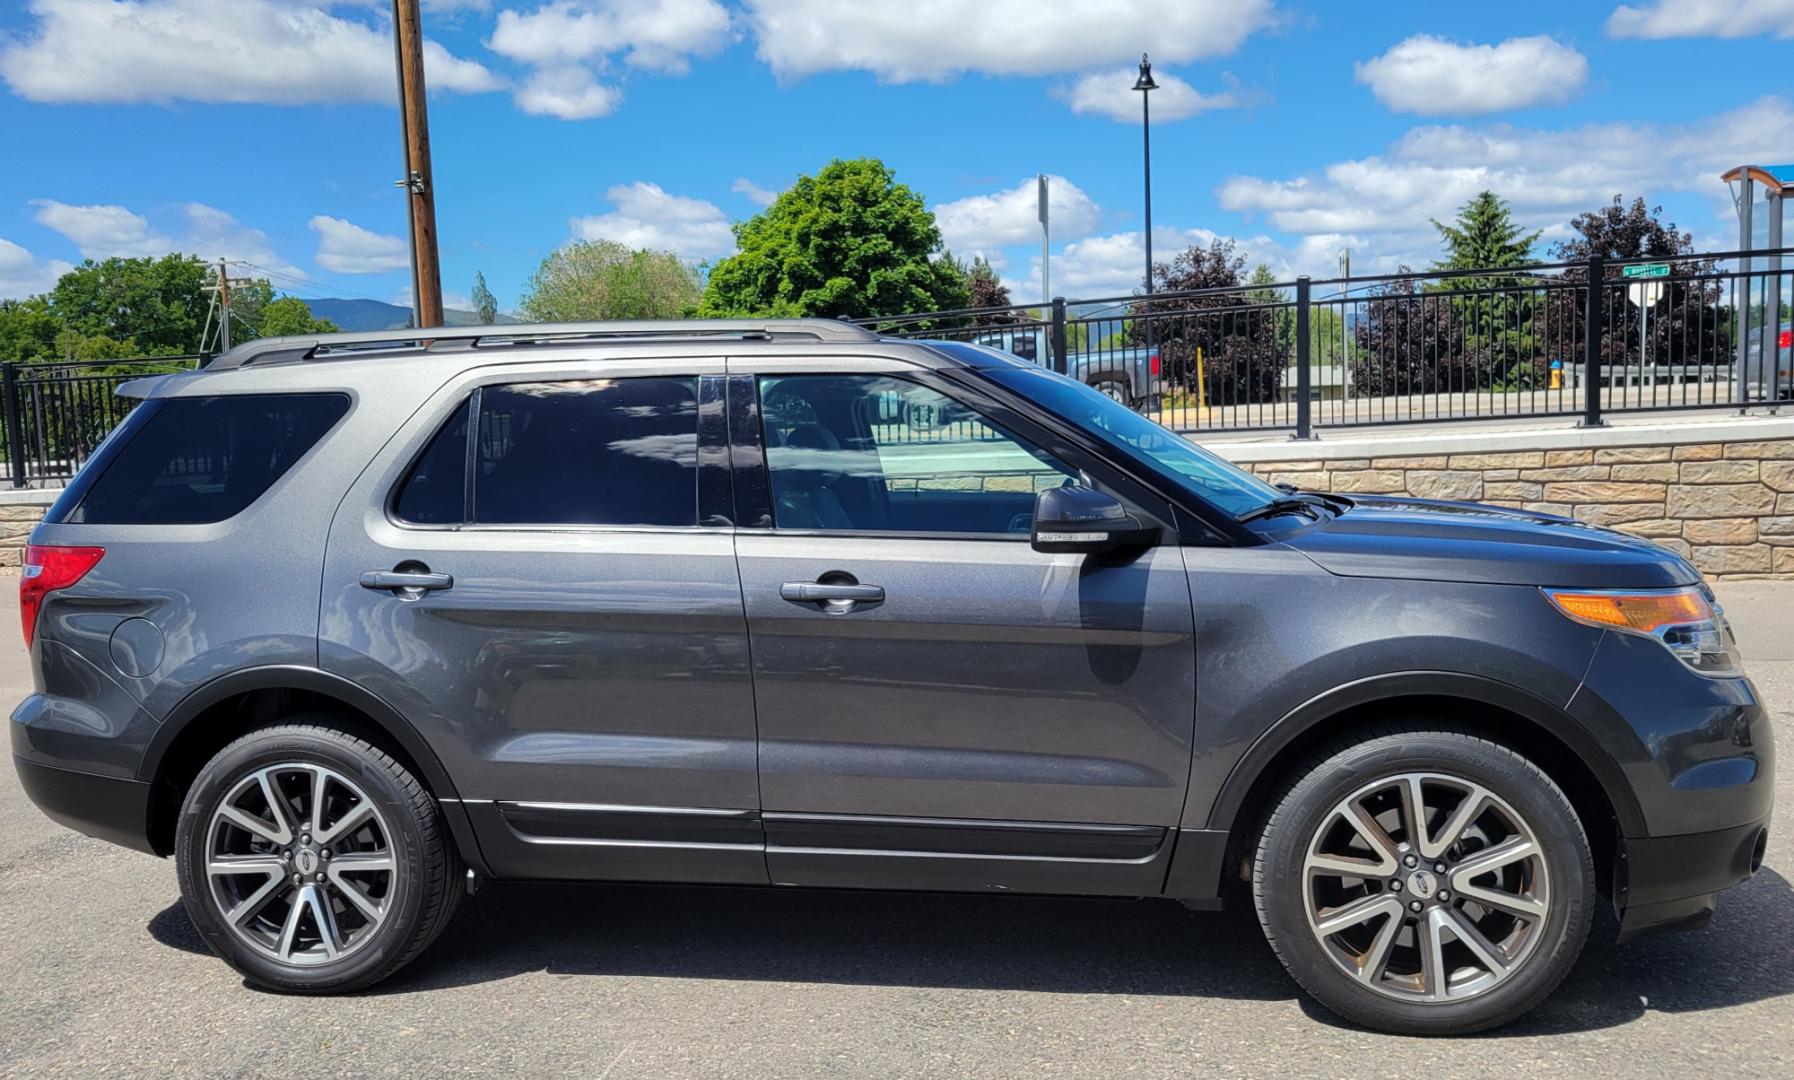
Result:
[294, 849, 320, 875]
[1406, 868, 1438, 899]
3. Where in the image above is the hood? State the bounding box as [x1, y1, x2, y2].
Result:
[1277, 496, 1700, 589]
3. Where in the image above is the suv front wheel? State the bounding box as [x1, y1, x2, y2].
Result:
[1252, 729, 1594, 1035]
[174, 722, 462, 993]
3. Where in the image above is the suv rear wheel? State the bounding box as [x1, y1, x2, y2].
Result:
[174, 721, 462, 992]
[1252, 729, 1594, 1035]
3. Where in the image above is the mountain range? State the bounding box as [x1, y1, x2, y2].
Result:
[301, 298, 517, 332]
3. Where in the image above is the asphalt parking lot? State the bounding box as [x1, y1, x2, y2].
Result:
[2, 584, 1790, 1078]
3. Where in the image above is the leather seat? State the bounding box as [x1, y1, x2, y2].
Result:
[774, 423, 854, 529]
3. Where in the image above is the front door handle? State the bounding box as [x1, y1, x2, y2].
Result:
[361, 567, 454, 597]
[780, 582, 885, 603]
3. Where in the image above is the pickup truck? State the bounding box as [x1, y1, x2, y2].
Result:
[960, 325, 1164, 408]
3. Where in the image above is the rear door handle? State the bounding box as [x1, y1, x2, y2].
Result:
[360, 569, 454, 595]
[780, 582, 885, 604]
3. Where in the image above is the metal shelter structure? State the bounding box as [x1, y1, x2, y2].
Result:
[1724, 164, 1793, 399]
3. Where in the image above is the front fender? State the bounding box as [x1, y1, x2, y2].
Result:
[1201, 670, 1647, 838]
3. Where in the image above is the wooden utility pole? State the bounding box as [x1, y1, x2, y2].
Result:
[392, 0, 443, 329]
[206, 259, 254, 351]
[216, 258, 232, 351]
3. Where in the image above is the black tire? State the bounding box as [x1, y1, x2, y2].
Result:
[174, 721, 463, 993]
[1252, 729, 1594, 1035]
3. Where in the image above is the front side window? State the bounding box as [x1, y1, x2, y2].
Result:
[982, 366, 1285, 518]
[394, 377, 700, 527]
[68, 393, 348, 525]
[759, 375, 1074, 535]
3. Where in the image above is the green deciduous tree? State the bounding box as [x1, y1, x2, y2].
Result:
[0, 297, 61, 362]
[471, 271, 498, 324]
[47, 254, 213, 354]
[256, 296, 339, 337]
[699, 157, 969, 319]
[520, 240, 702, 322]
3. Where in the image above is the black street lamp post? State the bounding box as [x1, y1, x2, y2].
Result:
[1134, 53, 1158, 352]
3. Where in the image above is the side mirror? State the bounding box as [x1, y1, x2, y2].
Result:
[1030, 486, 1158, 554]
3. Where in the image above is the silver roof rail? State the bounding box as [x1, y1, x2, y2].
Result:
[204, 318, 880, 370]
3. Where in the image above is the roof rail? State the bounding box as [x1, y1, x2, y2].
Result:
[204, 318, 882, 370]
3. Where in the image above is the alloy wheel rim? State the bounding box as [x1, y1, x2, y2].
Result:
[1301, 771, 1550, 1003]
[204, 763, 396, 967]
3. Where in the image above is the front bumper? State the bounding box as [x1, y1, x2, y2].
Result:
[1614, 816, 1771, 940]
[12, 754, 157, 855]
[1568, 629, 1776, 939]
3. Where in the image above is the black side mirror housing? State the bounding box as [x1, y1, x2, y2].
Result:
[1030, 486, 1158, 554]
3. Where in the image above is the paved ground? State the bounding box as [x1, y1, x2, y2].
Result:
[2, 585, 1790, 1078]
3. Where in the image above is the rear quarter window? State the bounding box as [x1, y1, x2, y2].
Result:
[63, 393, 349, 525]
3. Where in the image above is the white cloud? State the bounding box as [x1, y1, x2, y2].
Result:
[309, 216, 411, 274]
[731, 178, 781, 206]
[932, 176, 1102, 261]
[31, 199, 303, 277]
[514, 64, 622, 119]
[178, 203, 304, 277]
[743, 0, 1276, 82]
[1607, 0, 1794, 39]
[0, 238, 74, 300]
[570, 181, 735, 261]
[1217, 97, 1794, 265]
[1008, 227, 1286, 303]
[1354, 35, 1588, 116]
[488, 0, 730, 71]
[488, 0, 730, 118]
[0, 1, 500, 106]
[30, 200, 170, 259]
[1054, 67, 1238, 123]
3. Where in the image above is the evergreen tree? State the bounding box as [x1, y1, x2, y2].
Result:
[471, 271, 499, 324]
[1429, 192, 1542, 389]
[1431, 191, 1540, 272]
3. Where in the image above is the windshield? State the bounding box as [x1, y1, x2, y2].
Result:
[984, 367, 1286, 517]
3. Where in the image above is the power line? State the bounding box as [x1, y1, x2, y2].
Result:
[226, 260, 397, 306]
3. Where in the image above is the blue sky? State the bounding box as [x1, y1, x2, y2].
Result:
[2, 0, 1791, 313]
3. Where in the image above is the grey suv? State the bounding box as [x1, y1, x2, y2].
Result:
[11, 320, 1774, 1035]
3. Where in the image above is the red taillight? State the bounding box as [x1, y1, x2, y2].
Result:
[1780, 329, 1791, 350]
[19, 544, 104, 650]
[1149, 351, 1161, 377]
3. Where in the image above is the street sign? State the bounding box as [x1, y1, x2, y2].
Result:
[1622, 263, 1670, 278]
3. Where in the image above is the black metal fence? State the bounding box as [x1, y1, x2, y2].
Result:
[1, 356, 201, 487]
[860, 247, 1794, 438]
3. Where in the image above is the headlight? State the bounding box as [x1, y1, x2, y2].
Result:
[1543, 585, 1744, 677]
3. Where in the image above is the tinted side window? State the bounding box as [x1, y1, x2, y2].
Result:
[69, 393, 348, 525]
[759, 375, 1073, 535]
[473, 378, 699, 527]
[393, 399, 470, 524]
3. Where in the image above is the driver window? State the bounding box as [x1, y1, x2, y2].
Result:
[758, 375, 1076, 535]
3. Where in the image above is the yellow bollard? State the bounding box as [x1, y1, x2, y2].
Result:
[1195, 346, 1209, 420]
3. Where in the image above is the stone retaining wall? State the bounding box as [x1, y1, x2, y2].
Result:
[1, 503, 44, 569]
[1240, 438, 1794, 577]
